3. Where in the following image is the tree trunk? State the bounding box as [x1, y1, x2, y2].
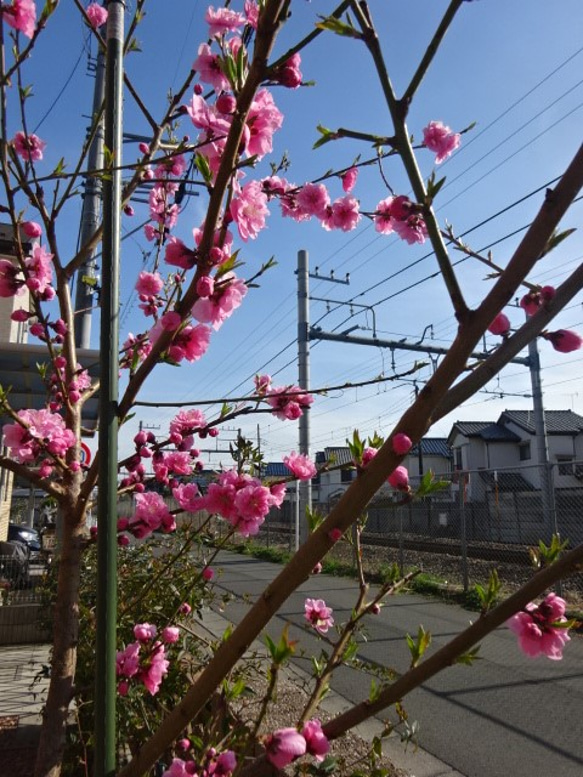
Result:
[34, 506, 85, 777]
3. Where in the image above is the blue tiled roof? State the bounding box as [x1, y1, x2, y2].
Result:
[264, 462, 289, 477]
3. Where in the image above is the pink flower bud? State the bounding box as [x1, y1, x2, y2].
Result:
[138, 142, 149, 154]
[202, 567, 214, 581]
[545, 329, 583, 353]
[341, 167, 358, 193]
[124, 205, 135, 217]
[361, 447, 377, 467]
[11, 308, 31, 322]
[488, 312, 511, 336]
[178, 602, 192, 615]
[328, 528, 342, 542]
[22, 220, 42, 238]
[90, 526, 98, 539]
[177, 738, 191, 751]
[117, 681, 130, 696]
[196, 275, 214, 298]
[134, 430, 148, 446]
[208, 427, 219, 438]
[118, 534, 130, 547]
[117, 517, 129, 532]
[312, 562, 322, 575]
[540, 285, 556, 302]
[370, 603, 381, 615]
[388, 465, 409, 491]
[392, 433, 412, 455]
[70, 461, 81, 472]
[194, 83, 203, 95]
[216, 93, 237, 114]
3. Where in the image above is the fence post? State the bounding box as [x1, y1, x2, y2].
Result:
[459, 474, 469, 592]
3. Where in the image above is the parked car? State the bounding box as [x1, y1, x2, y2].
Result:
[8, 523, 42, 563]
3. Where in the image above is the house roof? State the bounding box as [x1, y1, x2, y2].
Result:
[264, 462, 289, 478]
[448, 421, 520, 445]
[500, 409, 583, 435]
[478, 470, 537, 492]
[317, 447, 354, 466]
[410, 438, 451, 458]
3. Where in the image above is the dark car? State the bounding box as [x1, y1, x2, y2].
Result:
[8, 523, 42, 563]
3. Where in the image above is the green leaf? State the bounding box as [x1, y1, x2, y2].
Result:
[539, 228, 576, 259]
[369, 677, 380, 702]
[406, 625, 431, 667]
[194, 153, 212, 185]
[415, 470, 449, 498]
[315, 15, 362, 39]
[347, 429, 364, 463]
[426, 171, 446, 203]
[454, 645, 482, 665]
[313, 124, 340, 150]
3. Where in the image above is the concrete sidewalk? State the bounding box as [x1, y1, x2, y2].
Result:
[0, 643, 50, 776]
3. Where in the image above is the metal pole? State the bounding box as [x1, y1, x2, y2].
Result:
[460, 474, 469, 592]
[295, 480, 300, 552]
[297, 249, 311, 544]
[74, 44, 106, 348]
[95, 3, 123, 775]
[527, 330, 558, 542]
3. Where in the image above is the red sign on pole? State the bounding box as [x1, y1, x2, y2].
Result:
[80, 442, 92, 466]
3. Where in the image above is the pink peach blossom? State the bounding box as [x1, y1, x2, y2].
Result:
[134, 623, 157, 642]
[507, 593, 570, 660]
[3, 0, 36, 38]
[86, 2, 108, 29]
[193, 43, 230, 91]
[423, 120, 461, 164]
[305, 598, 334, 634]
[229, 180, 269, 241]
[161, 626, 180, 644]
[12, 130, 45, 162]
[302, 719, 330, 761]
[205, 5, 246, 37]
[135, 271, 164, 297]
[265, 728, 306, 769]
[330, 196, 361, 232]
[283, 451, 317, 480]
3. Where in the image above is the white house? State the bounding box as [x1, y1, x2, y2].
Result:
[447, 410, 583, 500]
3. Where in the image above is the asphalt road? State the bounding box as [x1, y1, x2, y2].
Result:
[213, 551, 583, 777]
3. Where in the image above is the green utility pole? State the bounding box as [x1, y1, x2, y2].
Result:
[94, 1, 124, 775]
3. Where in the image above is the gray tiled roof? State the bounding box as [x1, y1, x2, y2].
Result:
[322, 447, 354, 466]
[410, 438, 451, 458]
[451, 422, 520, 442]
[501, 410, 583, 435]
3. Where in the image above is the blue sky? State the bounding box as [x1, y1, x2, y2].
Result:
[12, 0, 583, 465]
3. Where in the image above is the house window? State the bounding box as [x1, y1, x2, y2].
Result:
[454, 448, 463, 469]
[341, 468, 354, 483]
[519, 442, 531, 461]
[557, 456, 574, 476]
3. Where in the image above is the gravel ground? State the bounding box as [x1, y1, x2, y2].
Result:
[236, 673, 406, 777]
[254, 527, 583, 608]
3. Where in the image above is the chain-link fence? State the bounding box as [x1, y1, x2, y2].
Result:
[253, 462, 583, 606]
